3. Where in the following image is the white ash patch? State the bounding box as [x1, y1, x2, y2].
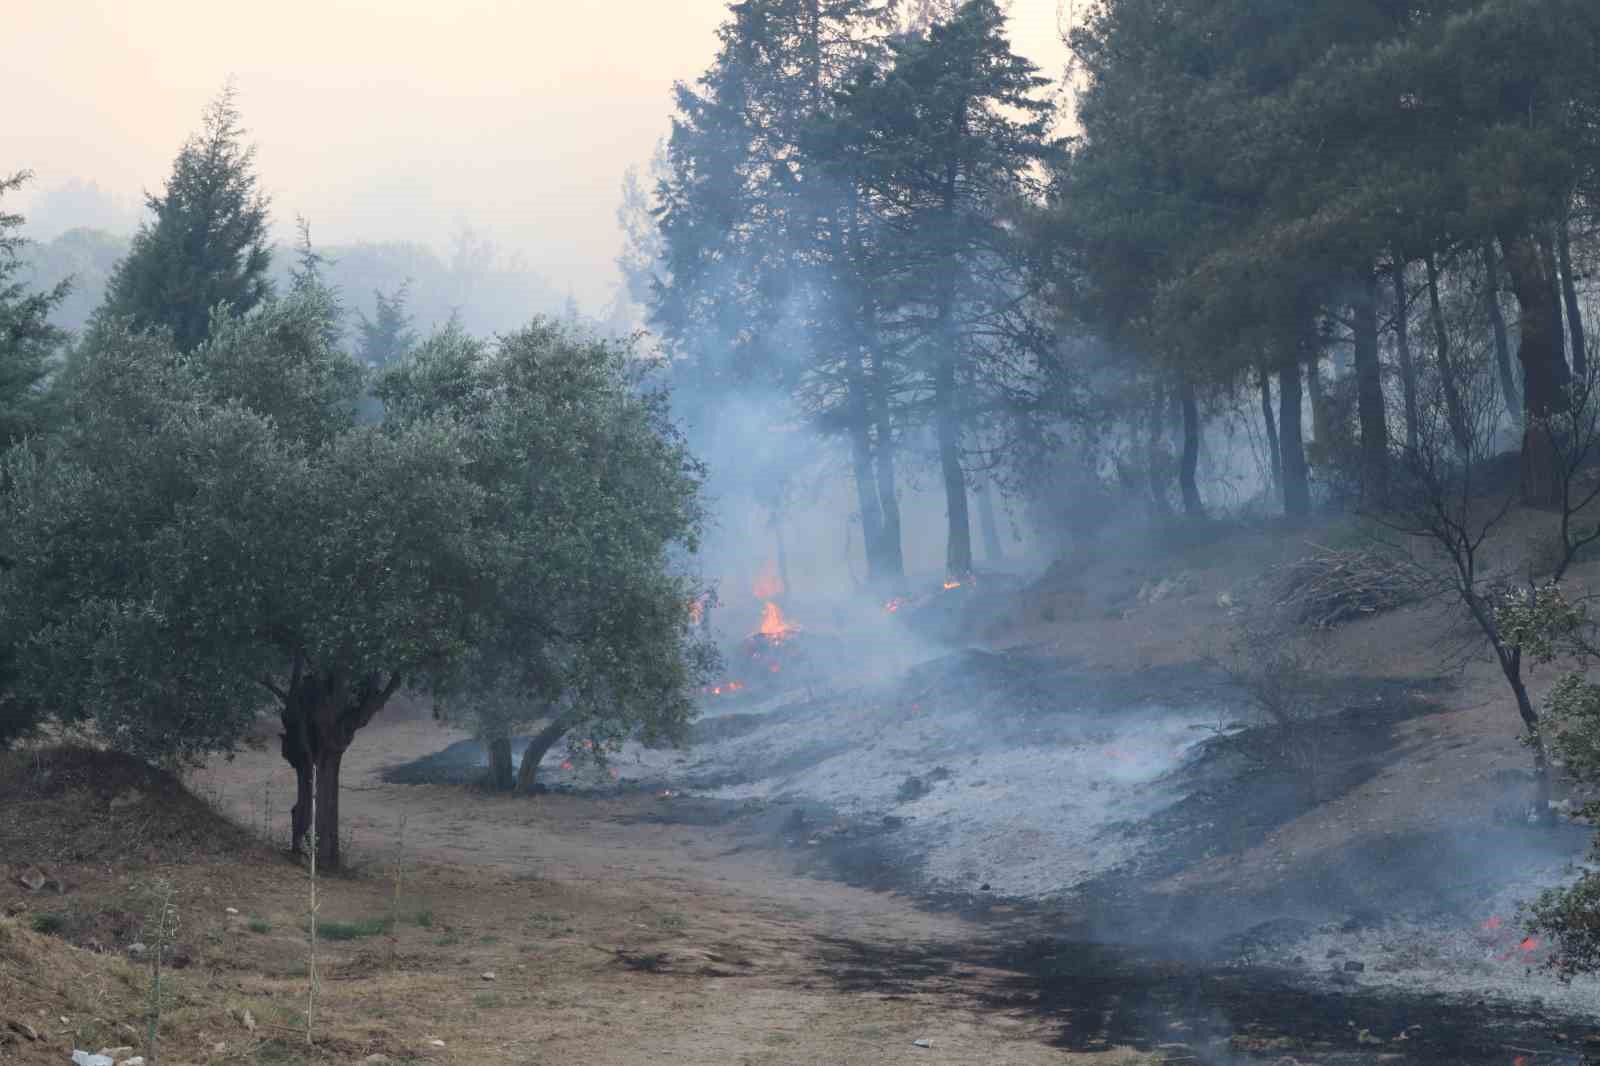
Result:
[617, 666, 1234, 898]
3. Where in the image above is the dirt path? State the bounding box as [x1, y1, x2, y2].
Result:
[193, 714, 965, 948]
[171, 715, 1150, 1065]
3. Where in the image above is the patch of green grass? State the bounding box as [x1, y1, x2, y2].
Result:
[434, 931, 463, 947]
[314, 916, 392, 941]
[655, 912, 687, 932]
[414, 909, 434, 928]
[472, 992, 506, 1009]
[30, 912, 67, 935]
[247, 917, 272, 934]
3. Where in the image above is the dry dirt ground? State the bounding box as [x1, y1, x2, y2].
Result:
[1, 727, 1156, 1066]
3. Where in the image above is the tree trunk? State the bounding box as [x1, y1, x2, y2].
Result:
[934, 355, 973, 578]
[976, 478, 1004, 563]
[1541, 232, 1569, 367]
[1306, 353, 1330, 453]
[1501, 230, 1572, 505]
[1279, 354, 1310, 519]
[487, 736, 515, 791]
[1179, 376, 1203, 518]
[869, 358, 905, 583]
[1484, 242, 1521, 421]
[845, 368, 886, 581]
[1393, 259, 1421, 453]
[1353, 271, 1389, 506]
[1559, 215, 1587, 379]
[313, 748, 343, 868]
[1146, 381, 1174, 521]
[1260, 364, 1282, 501]
[279, 668, 402, 870]
[515, 712, 581, 792]
[1426, 253, 1473, 457]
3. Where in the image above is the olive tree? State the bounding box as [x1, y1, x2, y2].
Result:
[0, 296, 711, 867]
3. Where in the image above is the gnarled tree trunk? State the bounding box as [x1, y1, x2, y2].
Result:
[515, 711, 583, 792]
[280, 667, 403, 869]
[487, 736, 515, 791]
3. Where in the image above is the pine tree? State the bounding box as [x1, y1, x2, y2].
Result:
[0, 171, 67, 448]
[355, 282, 417, 369]
[827, 0, 1055, 576]
[98, 84, 272, 351]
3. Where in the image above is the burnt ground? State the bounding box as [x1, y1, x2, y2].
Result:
[379, 649, 1600, 1062]
[819, 934, 1600, 1064]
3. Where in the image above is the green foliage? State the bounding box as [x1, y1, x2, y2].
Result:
[29, 912, 66, 936]
[247, 917, 272, 934]
[355, 283, 417, 368]
[2, 263, 711, 862]
[0, 170, 68, 448]
[1494, 583, 1587, 666]
[313, 916, 391, 941]
[413, 909, 434, 928]
[97, 85, 272, 352]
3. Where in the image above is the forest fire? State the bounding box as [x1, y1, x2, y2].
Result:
[943, 578, 963, 590]
[758, 600, 798, 640]
[704, 680, 744, 697]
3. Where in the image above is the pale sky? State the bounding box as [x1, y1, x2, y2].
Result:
[7, 1, 1069, 309]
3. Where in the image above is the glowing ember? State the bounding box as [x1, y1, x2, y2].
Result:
[884, 597, 908, 613]
[560, 760, 573, 770]
[1520, 936, 1539, 952]
[943, 579, 962, 590]
[752, 558, 785, 600]
[707, 680, 745, 696]
[1481, 916, 1503, 932]
[687, 596, 704, 625]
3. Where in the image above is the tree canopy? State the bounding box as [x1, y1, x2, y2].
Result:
[0, 289, 712, 866]
[97, 85, 273, 352]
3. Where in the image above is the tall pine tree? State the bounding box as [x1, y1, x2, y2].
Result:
[0, 171, 67, 448]
[98, 85, 272, 351]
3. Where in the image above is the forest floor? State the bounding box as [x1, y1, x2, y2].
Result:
[7, 505, 1600, 1064]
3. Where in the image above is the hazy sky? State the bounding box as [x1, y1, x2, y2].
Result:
[8, 1, 1069, 309]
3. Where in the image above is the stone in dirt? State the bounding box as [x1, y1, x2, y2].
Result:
[95, 1048, 133, 1059]
[480, 971, 496, 980]
[912, 1038, 932, 1048]
[365, 1055, 392, 1064]
[18, 868, 47, 892]
[126, 942, 146, 959]
[118, 1057, 145, 1066]
[70, 1052, 114, 1066]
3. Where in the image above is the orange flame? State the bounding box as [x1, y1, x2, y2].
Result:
[753, 558, 785, 600]
[1481, 916, 1503, 932]
[884, 597, 908, 612]
[1520, 936, 1539, 952]
[758, 601, 795, 639]
[688, 597, 704, 625]
[943, 579, 962, 590]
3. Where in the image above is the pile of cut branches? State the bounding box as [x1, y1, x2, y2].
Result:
[1262, 543, 1424, 628]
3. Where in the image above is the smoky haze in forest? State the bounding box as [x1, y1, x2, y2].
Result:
[4, 0, 1068, 312]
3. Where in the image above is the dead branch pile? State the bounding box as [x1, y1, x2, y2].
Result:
[1262, 544, 1423, 627]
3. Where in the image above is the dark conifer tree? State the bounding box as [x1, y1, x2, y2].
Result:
[98, 85, 272, 351]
